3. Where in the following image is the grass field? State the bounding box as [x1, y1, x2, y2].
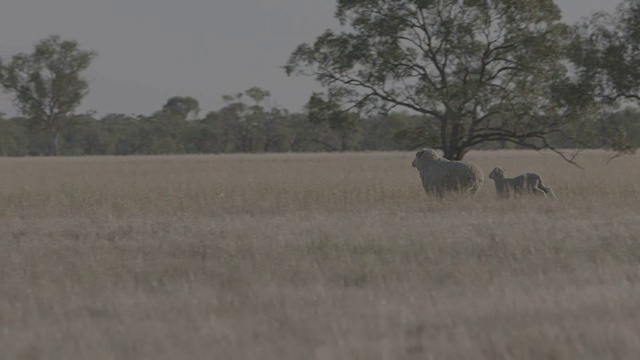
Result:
[2, 150, 640, 359]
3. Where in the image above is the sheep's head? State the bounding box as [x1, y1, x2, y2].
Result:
[411, 148, 438, 168]
[488, 167, 507, 180]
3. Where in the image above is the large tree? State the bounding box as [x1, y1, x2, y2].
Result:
[0, 35, 97, 155]
[285, 0, 585, 160]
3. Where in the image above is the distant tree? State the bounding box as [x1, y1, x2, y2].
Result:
[281, 113, 311, 151]
[197, 111, 229, 153]
[218, 93, 259, 153]
[139, 97, 201, 154]
[244, 87, 271, 104]
[99, 113, 151, 155]
[161, 96, 201, 120]
[0, 113, 27, 155]
[61, 114, 107, 155]
[259, 107, 290, 152]
[306, 90, 361, 152]
[241, 87, 289, 152]
[143, 113, 186, 154]
[0, 35, 97, 155]
[217, 87, 288, 153]
[180, 121, 219, 153]
[285, 0, 597, 162]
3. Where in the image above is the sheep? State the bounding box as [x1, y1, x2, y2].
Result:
[488, 166, 557, 200]
[411, 148, 484, 197]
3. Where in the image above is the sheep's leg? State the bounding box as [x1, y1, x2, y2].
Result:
[469, 184, 481, 198]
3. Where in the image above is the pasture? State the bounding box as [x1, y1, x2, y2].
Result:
[2, 150, 640, 359]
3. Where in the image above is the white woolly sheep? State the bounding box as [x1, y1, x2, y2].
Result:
[411, 148, 484, 197]
[488, 166, 557, 200]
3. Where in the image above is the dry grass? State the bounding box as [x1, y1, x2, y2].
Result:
[2, 150, 640, 359]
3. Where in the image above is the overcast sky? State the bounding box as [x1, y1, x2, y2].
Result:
[0, 0, 619, 118]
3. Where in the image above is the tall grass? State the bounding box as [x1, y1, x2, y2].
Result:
[2, 150, 640, 359]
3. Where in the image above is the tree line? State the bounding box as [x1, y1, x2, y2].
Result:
[1, 0, 639, 160]
[1, 89, 639, 156]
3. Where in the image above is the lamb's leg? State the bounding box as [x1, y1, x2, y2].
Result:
[503, 185, 511, 199]
[520, 178, 545, 197]
[538, 179, 557, 200]
[540, 185, 557, 200]
[532, 187, 548, 198]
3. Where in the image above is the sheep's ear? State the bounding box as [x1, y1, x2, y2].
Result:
[416, 149, 424, 158]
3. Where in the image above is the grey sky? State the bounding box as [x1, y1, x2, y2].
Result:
[0, 0, 619, 118]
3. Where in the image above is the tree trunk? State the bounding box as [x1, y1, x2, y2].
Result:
[442, 142, 468, 160]
[340, 132, 348, 152]
[442, 123, 466, 160]
[442, 146, 457, 160]
[453, 148, 466, 161]
[50, 130, 60, 156]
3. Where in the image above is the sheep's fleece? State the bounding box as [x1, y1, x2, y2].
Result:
[411, 148, 484, 196]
